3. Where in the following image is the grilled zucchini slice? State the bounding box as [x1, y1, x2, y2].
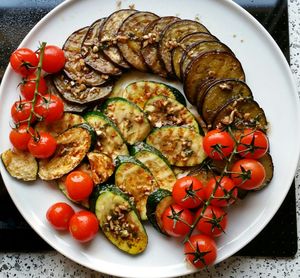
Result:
[130, 142, 176, 191]
[183, 51, 245, 104]
[141, 16, 179, 78]
[159, 20, 209, 77]
[114, 156, 159, 220]
[38, 124, 95, 180]
[101, 97, 151, 145]
[81, 18, 122, 76]
[90, 184, 148, 255]
[144, 95, 199, 132]
[100, 9, 137, 69]
[117, 11, 159, 71]
[146, 126, 206, 166]
[1, 149, 38, 181]
[122, 80, 186, 109]
[35, 113, 85, 137]
[84, 111, 129, 159]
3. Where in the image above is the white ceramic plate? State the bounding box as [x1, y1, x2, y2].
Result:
[0, 0, 299, 277]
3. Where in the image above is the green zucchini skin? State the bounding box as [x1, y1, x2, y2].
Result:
[166, 85, 187, 106]
[90, 184, 148, 255]
[73, 123, 97, 151]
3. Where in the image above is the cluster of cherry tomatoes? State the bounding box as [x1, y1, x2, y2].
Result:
[161, 128, 269, 268]
[9, 45, 65, 158]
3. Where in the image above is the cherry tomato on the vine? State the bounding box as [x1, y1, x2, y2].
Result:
[162, 204, 194, 237]
[9, 124, 34, 151]
[184, 234, 217, 268]
[40, 45, 65, 73]
[46, 202, 75, 230]
[20, 74, 48, 100]
[172, 176, 205, 209]
[237, 129, 269, 159]
[27, 131, 57, 159]
[35, 94, 64, 123]
[69, 210, 99, 242]
[65, 171, 94, 201]
[203, 130, 235, 160]
[195, 205, 227, 237]
[11, 100, 36, 124]
[10, 48, 38, 76]
[231, 159, 266, 190]
[205, 176, 238, 207]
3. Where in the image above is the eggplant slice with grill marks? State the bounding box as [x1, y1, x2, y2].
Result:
[63, 26, 110, 86]
[81, 18, 122, 76]
[141, 16, 179, 78]
[100, 9, 137, 69]
[158, 20, 210, 78]
[117, 11, 160, 72]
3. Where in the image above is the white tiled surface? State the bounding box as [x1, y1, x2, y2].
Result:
[0, 1, 300, 277]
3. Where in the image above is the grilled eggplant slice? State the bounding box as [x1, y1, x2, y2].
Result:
[63, 27, 110, 86]
[53, 72, 113, 105]
[144, 95, 199, 132]
[212, 98, 268, 131]
[184, 51, 245, 104]
[146, 126, 206, 166]
[81, 18, 122, 76]
[172, 32, 218, 80]
[122, 80, 186, 109]
[84, 111, 129, 159]
[141, 16, 179, 78]
[115, 156, 159, 220]
[117, 11, 159, 71]
[100, 9, 137, 69]
[1, 149, 38, 181]
[158, 20, 209, 77]
[256, 153, 274, 190]
[38, 124, 95, 180]
[101, 97, 151, 144]
[201, 79, 253, 126]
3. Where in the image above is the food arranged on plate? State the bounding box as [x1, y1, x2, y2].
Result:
[1, 8, 273, 269]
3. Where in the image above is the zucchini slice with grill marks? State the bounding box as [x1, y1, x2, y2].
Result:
[1, 149, 38, 181]
[100, 9, 137, 69]
[117, 11, 159, 71]
[114, 156, 159, 220]
[101, 97, 151, 145]
[159, 20, 210, 77]
[130, 142, 176, 191]
[146, 189, 173, 235]
[144, 95, 199, 132]
[146, 126, 206, 166]
[141, 16, 179, 78]
[84, 111, 129, 159]
[90, 184, 148, 255]
[38, 124, 96, 180]
[81, 18, 122, 76]
[122, 80, 186, 109]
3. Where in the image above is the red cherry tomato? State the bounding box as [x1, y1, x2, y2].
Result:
[195, 205, 227, 237]
[46, 202, 75, 230]
[203, 130, 235, 160]
[27, 131, 57, 159]
[65, 171, 94, 201]
[20, 74, 48, 100]
[9, 124, 34, 151]
[184, 234, 217, 268]
[41, 45, 65, 73]
[172, 176, 205, 209]
[10, 48, 38, 76]
[162, 204, 193, 237]
[231, 159, 266, 190]
[205, 176, 238, 207]
[35, 94, 64, 123]
[11, 100, 36, 124]
[69, 210, 99, 242]
[237, 129, 269, 159]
